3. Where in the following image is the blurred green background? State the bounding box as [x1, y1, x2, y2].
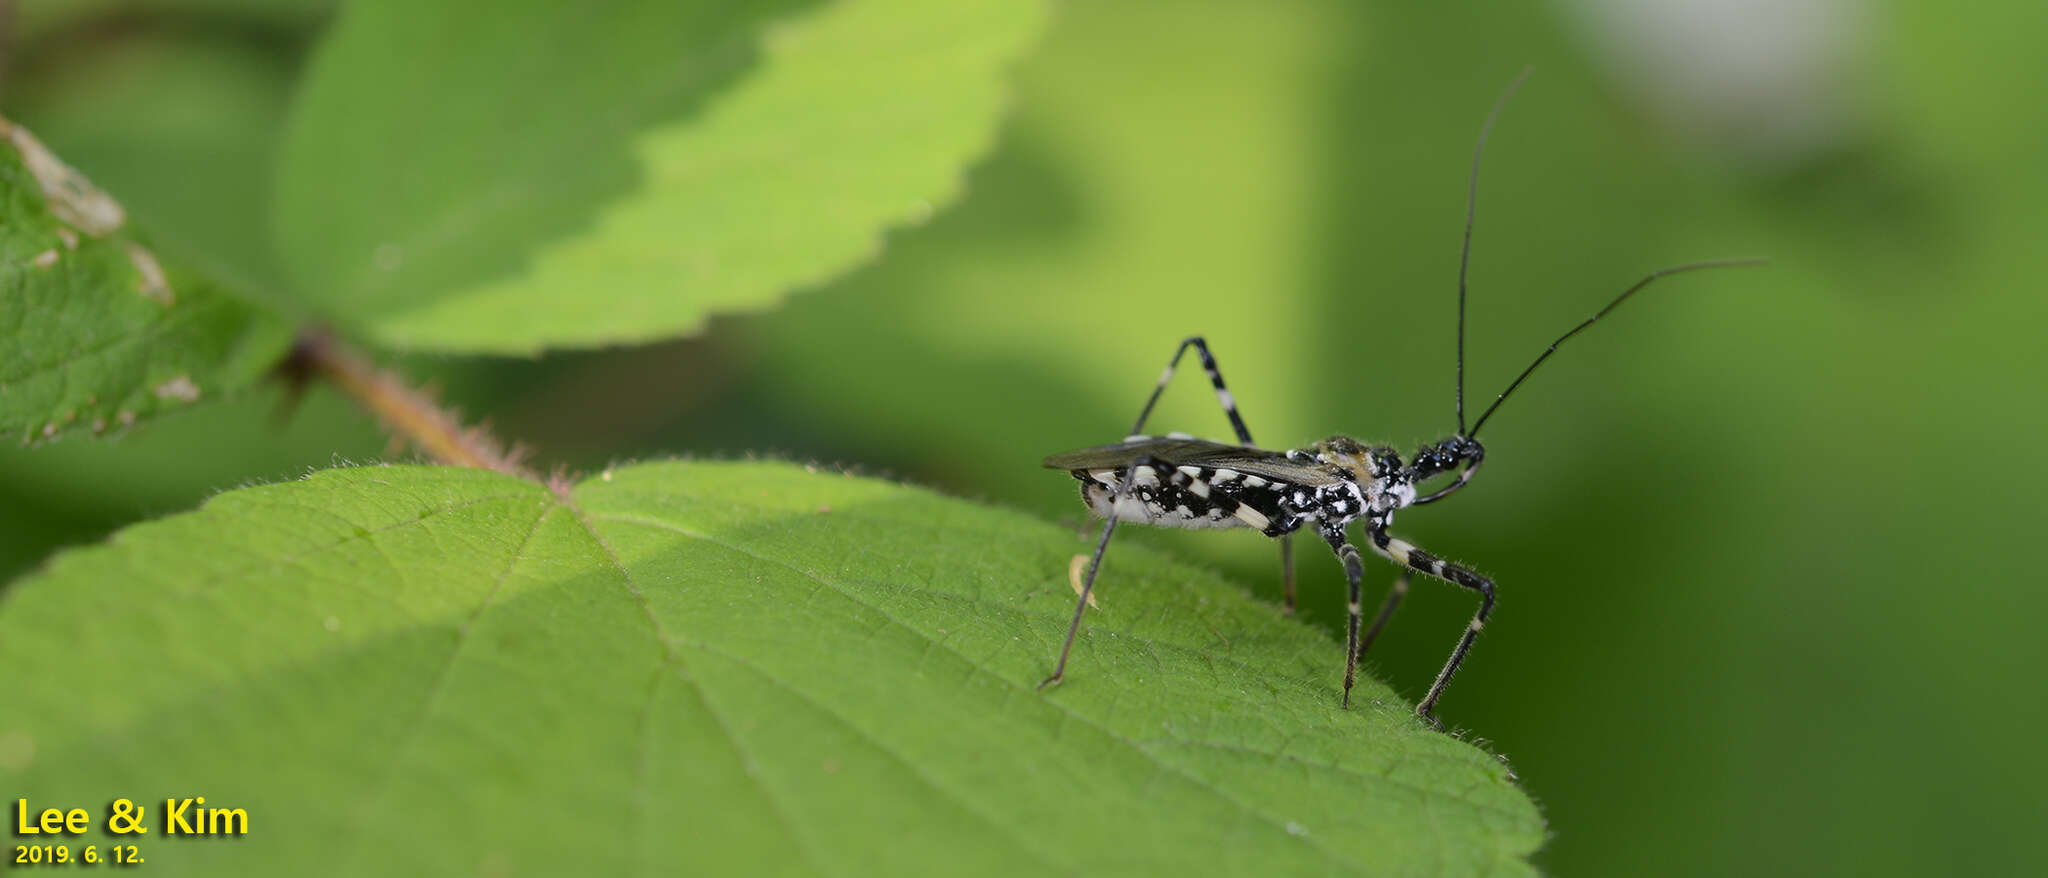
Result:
[5, 1, 2043, 875]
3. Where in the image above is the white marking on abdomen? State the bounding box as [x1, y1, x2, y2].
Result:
[1085, 485, 1245, 530]
[1233, 505, 1271, 530]
[1103, 494, 1157, 521]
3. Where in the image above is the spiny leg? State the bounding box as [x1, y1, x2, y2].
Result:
[1366, 527, 1496, 729]
[1039, 455, 1162, 691]
[1129, 336, 1298, 613]
[1357, 571, 1411, 660]
[1321, 527, 1368, 707]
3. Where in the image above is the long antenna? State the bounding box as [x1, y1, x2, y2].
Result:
[1457, 67, 1534, 437]
[1465, 258, 1767, 438]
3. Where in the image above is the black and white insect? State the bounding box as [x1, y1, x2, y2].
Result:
[1037, 74, 1760, 729]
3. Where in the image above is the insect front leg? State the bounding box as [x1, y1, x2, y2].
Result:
[1039, 454, 1164, 692]
[1129, 336, 1298, 613]
[1365, 526, 1496, 729]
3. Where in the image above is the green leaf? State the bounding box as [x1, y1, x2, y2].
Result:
[274, 0, 1048, 354]
[0, 120, 292, 444]
[1, 462, 1540, 875]
[3, 16, 320, 307]
[16, 0, 336, 44]
[733, 0, 1367, 520]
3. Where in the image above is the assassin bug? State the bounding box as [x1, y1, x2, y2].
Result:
[1037, 72, 1761, 728]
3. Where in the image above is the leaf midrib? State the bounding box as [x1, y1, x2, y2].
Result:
[586, 509, 1372, 873]
[565, 494, 839, 878]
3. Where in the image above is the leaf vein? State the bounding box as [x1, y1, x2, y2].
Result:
[332, 501, 558, 867]
[565, 500, 836, 878]
[669, 641, 1070, 874]
[587, 510, 1368, 872]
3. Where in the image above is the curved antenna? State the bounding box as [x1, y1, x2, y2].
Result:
[1456, 67, 1535, 437]
[1466, 258, 1767, 438]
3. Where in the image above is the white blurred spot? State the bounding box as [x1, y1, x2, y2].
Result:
[127, 243, 174, 305]
[3, 120, 125, 234]
[153, 375, 201, 402]
[1562, 0, 1869, 166]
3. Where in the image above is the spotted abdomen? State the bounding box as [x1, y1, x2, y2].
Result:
[1071, 463, 1301, 536]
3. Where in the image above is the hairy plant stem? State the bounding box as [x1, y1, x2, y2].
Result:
[283, 329, 535, 480]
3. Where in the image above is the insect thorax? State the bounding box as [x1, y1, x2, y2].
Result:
[1302, 435, 1419, 520]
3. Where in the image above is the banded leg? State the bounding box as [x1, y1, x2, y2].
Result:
[1130, 336, 1254, 441]
[1366, 527, 1496, 728]
[1322, 526, 1367, 708]
[1039, 455, 1163, 691]
[1129, 336, 1298, 612]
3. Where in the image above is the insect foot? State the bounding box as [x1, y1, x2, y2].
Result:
[1417, 708, 1447, 732]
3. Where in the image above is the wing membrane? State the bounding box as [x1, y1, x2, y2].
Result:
[1043, 437, 1339, 486]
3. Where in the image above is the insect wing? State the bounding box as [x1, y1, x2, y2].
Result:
[1042, 437, 1340, 486]
[1043, 436, 1243, 469]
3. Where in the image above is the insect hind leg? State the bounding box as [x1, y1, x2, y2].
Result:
[1040, 454, 1166, 691]
[1366, 527, 1496, 729]
[1129, 336, 1297, 612]
[1129, 336, 1254, 442]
